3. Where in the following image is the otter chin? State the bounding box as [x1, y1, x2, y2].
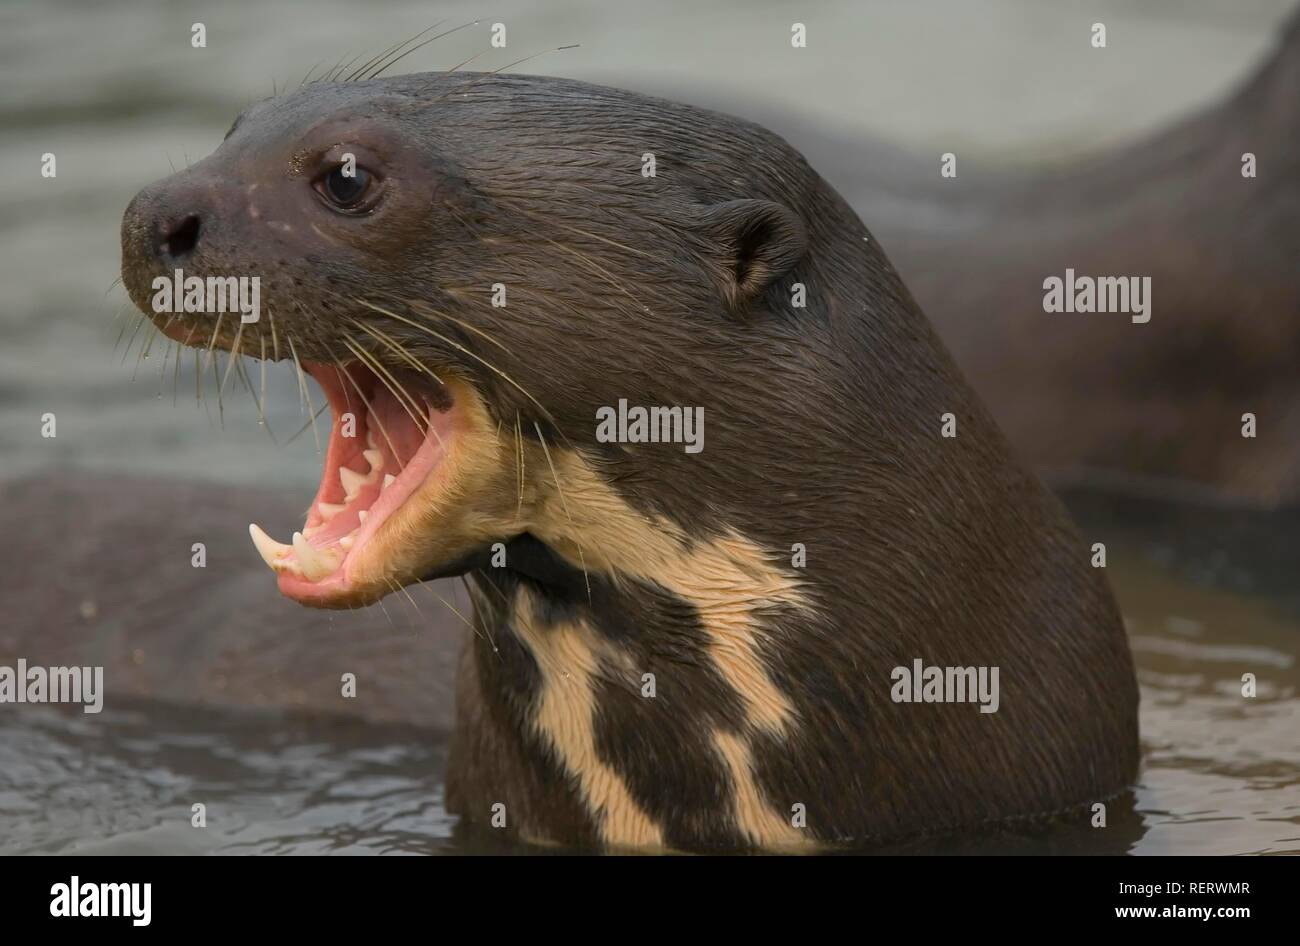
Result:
[119, 70, 1139, 852]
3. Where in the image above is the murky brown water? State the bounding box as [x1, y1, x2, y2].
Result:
[1, 494, 1294, 855]
[1072, 496, 1299, 857]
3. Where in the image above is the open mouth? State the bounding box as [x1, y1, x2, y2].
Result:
[248, 361, 456, 606]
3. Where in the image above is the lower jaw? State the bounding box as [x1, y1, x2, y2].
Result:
[276, 564, 374, 608]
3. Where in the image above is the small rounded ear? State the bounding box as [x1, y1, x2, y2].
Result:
[696, 199, 808, 314]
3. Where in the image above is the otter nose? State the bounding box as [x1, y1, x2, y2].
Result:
[158, 213, 202, 261]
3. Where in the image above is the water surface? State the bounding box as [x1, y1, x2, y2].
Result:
[2, 496, 1294, 855]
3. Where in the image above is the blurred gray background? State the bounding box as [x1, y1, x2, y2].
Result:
[2, 0, 1296, 488]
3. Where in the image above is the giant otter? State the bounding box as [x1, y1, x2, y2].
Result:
[120, 72, 1139, 851]
[862, 10, 1300, 506]
[0, 474, 465, 729]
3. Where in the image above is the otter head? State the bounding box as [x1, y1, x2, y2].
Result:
[120, 72, 824, 611]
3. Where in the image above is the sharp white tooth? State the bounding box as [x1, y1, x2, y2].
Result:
[318, 502, 345, 519]
[339, 534, 354, 550]
[292, 531, 338, 581]
[383, 474, 395, 489]
[249, 523, 290, 570]
[340, 465, 366, 500]
[364, 449, 384, 472]
[357, 510, 368, 523]
[366, 429, 378, 449]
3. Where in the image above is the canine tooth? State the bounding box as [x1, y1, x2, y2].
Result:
[340, 465, 367, 499]
[364, 449, 384, 472]
[318, 502, 345, 519]
[357, 510, 368, 523]
[383, 474, 395, 489]
[249, 523, 290, 570]
[292, 531, 338, 581]
[366, 429, 378, 449]
[339, 534, 354, 550]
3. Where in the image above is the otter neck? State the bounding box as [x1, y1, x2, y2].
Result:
[450, 532, 815, 851]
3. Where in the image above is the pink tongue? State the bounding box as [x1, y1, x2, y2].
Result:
[309, 385, 429, 547]
[369, 384, 427, 468]
[313, 482, 381, 545]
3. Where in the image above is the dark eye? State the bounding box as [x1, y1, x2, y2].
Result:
[316, 165, 375, 211]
